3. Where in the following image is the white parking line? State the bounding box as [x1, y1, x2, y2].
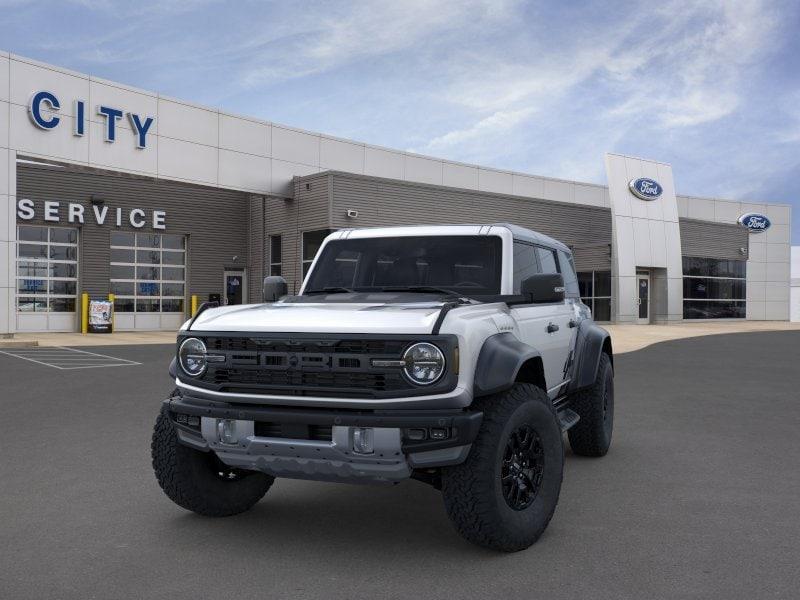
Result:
[0, 346, 141, 370]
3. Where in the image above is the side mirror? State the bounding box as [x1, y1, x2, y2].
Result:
[521, 273, 565, 304]
[262, 275, 288, 303]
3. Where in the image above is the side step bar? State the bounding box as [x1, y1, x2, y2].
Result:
[557, 408, 580, 432]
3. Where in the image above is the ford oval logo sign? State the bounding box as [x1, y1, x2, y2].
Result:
[737, 213, 771, 233]
[628, 178, 663, 201]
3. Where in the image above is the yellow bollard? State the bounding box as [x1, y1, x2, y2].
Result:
[81, 292, 89, 334]
[191, 294, 198, 316]
[108, 293, 115, 332]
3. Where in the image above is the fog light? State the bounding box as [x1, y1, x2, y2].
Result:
[353, 428, 374, 454]
[217, 419, 239, 445]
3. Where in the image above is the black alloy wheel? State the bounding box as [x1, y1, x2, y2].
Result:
[501, 425, 545, 510]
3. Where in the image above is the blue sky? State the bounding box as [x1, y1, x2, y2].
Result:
[3, 0, 799, 241]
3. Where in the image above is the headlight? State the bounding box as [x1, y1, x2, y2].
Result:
[403, 342, 445, 385]
[178, 337, 207, 377]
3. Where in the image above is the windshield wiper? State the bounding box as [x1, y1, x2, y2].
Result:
[303, 286, 357, 295]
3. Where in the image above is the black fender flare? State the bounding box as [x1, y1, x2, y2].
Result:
[473, 333, 543, 397]
[570, 320, 613, 391]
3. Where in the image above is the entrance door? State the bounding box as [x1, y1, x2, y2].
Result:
[637, 274, 650, 324]
[223, 271, 246, 305]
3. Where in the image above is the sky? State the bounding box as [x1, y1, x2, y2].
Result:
[2, 0, 799, 241]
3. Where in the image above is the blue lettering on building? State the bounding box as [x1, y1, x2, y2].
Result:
[29, 91, 61, 129]
[737, 213, 771, 233]
[628, 178, 663, 201]
[28, 90, 154, 149]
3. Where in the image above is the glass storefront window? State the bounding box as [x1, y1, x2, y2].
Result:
[15, 225, 79, 313]
[576, 270, 612, 322]
[269, 235, 282, 276]
[682, 257, 746, 319]
[110, 233, 186, 313]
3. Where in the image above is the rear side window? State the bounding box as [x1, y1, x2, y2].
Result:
[557, 250, 580, 298]
[536, 247, 559, 274]
[513, 242, 539, 293]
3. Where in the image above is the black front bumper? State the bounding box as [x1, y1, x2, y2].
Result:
[166, 392, 483, 453]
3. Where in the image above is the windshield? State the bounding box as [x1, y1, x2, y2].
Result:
[304, 235, 502, 296]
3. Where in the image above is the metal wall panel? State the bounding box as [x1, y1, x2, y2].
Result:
[16, 162, 249, 309]
[320, 172, 613, 271]
[679, 218, 749, 260]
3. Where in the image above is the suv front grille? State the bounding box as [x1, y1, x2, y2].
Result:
[183, 334, 458, 399]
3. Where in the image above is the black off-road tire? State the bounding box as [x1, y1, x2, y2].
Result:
[151, 408, 274, 516]
[441, 383, 564, 552]
[568, 352, 614, 457]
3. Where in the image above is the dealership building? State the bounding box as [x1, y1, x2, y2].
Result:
[0, 51, 793, 334]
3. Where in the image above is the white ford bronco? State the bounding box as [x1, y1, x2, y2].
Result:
[152, 224, 614, 551]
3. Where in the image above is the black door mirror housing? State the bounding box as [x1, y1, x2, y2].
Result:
[521, 273, 565, 304]
[262, 276, 288, 302]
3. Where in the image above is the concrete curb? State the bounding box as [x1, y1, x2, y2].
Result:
[0, 340, 39, 348]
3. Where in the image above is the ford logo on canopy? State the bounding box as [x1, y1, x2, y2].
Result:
[628, 178, 663, 201]
[737, 213, 771, 233]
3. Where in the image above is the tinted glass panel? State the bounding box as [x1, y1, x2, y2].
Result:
[578, 272, 593, 299]
[593, 298, 612, 321]
[683, 300, 746, 319]
[50, 280, 76, 295]
[110, 265, 135, 279]
[136, 266, 159, 280]
[303, 229, 333, 261]
[18, 279, 47, 293]
[51, 263, 78, 278]
[137, 233, 160, 248]
[50, 228, 78, 244]
[137, 282, 160, 297]
[50, 246, 77, 260]
[18, 226, 48, 242]
[111, 232, 135, 246]
[536, 247, 559, 274]
[110, 248, 135, 263]
[594, 271, 611, 296]
[137, 249, 160, 264]
[110, 281, 135, 296]
[161, 235, 184, 250]
[17, 262, 49, 277]
[161, 267, 184, 281]
[513, 242, 539, 293]
[161, 299, 184, 312]
[18, 297, 48, 312]
[19, 244, 48, 259]
[162, 283, 184, 297]
[49, 297, 76, 312]
[136, 299, 160, 312]
[270, 235, 282, 263]
[114, 298, 135, 312]
[270, 264, 282, 276]
[683, 278, 746, 300]
[305, 235, 503, 296]
[162, 251, 185, 265]
[683, 257, 746, 278]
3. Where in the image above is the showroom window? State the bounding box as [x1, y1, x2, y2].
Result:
[577, 270, 612, 321]
[683, 257, 746, 319]
[302, 229, 333, 277]
[16, 225, 78, 312]
[109, 232, 186, 313]
[269, 235, 282, 276]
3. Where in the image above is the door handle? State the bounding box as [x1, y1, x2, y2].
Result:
[568, 319, 577, 328]
[546, 322, 559, 333]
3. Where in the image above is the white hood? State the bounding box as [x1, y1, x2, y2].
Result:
[186, 301, 447, 334]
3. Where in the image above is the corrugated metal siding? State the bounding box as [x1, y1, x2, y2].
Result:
[679, 218, 749, 260]
[321, 172, 612, 271]
[16, 163, 250, 305]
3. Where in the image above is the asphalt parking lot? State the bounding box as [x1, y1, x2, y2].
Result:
[1, 331, 798, 599]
